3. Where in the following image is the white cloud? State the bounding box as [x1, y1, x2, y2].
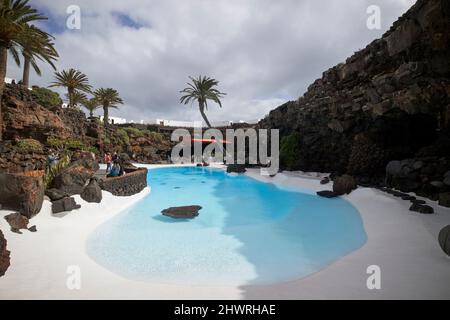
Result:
[6, 0, 414, 122]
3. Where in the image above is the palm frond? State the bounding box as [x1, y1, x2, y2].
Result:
[49, 68, 92, 107]
[179, 75, 226, 107]
[94, 88, 123, 106]
[179, 75, 226, 127]
[0, 0, 48, 46]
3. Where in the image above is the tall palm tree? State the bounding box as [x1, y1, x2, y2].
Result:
[180, 76, 226, 128]
[0, 0, 47, 140]
[65, 90, 86, 108]
[49, 68, 91, 108]
[94, 88, 123, 126]
[10, 24, 58, 88]
[82, 97, 99, 117]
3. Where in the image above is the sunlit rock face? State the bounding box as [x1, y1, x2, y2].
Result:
[0, 172, 44, 218]
[1, 85, 72, 142]
[260, 0, 450, 186]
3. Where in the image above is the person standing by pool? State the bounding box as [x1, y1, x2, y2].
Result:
[112, 152, 119, 162]
[104, 152, 112, 173]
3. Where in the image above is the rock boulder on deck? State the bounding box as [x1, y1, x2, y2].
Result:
[51, 157, 99, 195]
[4, 212, 29, 234]
[51, 197, 81, 214]
[80, 178, 102, 203]
[0, 172, 44, 218]
[333, 175, 357, 195]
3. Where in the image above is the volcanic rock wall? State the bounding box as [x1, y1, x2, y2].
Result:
[260, 0, 450, 182]
[1, 85, 71, 142]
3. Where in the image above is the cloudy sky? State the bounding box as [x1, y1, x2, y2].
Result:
[7, 0, 415, 123]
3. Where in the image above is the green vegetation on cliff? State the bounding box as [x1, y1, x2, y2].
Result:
[122, 127, 163, 142]
[123, 127, 144, 137]
[280, 132, 302, 170]
[116, 128, 130, 146]
[15, 139, 43, 154]
[31, 86, 62, 108]
[47, 137, 97, 154]
[43, 152, 71, 189]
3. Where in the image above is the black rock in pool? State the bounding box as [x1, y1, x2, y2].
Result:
[162, 205, 202, 219]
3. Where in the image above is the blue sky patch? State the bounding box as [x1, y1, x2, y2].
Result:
[112, 12, 148, 29]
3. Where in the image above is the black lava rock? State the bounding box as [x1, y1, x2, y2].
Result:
[45, 188, 68, 201]
[162, 205, 202, 219]
[80, 178, 102, 203]
[438, 225, 450, 256]
[409, 203, 434, 214]
[226, 164, 246, 174]
[52, 197, 81, 214]
[317, 190, 339, 198]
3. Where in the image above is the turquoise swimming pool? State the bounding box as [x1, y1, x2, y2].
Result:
[87, 166, 367, 286]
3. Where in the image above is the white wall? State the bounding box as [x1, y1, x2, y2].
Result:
[4, 77, 15, 84]
[155, 119, 202, 128]
[100, 116, 128, 124]
[211, 120, 233, 127]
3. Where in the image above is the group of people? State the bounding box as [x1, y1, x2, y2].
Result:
[104, 152, 124, 178]
[48, 149, 124, 178]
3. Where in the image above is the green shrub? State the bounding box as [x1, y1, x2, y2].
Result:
[85, 146, 100, 155]
[66, 139, 85, 150]
[148, 131, 163, 143]
[46, 137, 65, 150]
[280, 132, 302, 170]
[116, 128, 130, 145]
[31, 86, 62, 108]
[47, 137, 94, 152]
[123, 127, 144, 137]
[43, 152, 71, 189]
[114, 127, 164, 145]
[15, 139, 44, 153]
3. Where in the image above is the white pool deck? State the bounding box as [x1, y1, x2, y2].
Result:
[0, 164, 449, 299]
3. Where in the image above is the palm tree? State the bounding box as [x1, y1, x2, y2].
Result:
[0, 0, 48, 140]
[49, 68, 91, 108]
[10, 24, 58, 88]
[66, 90, 86, 108]
[82, 97, 99, 117]
[94, 88, 123, 126]
[180, 76, 226, 128]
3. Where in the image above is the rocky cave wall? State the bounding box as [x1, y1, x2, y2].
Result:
[260, 0, 450, 184]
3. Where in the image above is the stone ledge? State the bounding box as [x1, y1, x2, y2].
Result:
[98, 168, 148, 197]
